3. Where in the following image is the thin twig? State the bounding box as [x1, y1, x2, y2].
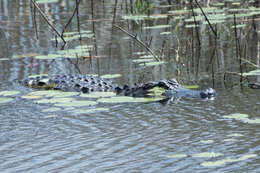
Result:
[30, 0, 66, 44]
[76, 0, 81, 40]
[113, 24, 160, 61]
[61, 0, 81, 38]
[194, 0, 217, 37]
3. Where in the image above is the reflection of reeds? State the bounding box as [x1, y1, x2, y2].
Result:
[189, 0, 200, 47]
[233, 14, 243, 86]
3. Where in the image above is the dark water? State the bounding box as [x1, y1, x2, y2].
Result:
[0, 0, 259, 172]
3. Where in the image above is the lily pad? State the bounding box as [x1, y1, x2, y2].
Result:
[72, 108, 109, 115]
[160, 32, 172, 35]
[242, 69, 260, 76]
[168, 9, 190, 14]
[132, 58, 154, 63]
[192, 152, 223, 158]
[80, 92, 116, 98]
[200, 140, 214, 144]
[227, 133, 243, 137]
[97, 96, 163, 103]
[12, 53, 39, 59]
[168, 154, 188, 158]
[34, 97, 75, 104]
[36, 0, 59, 3]
[56, 48, 89, 58]
[201, 154, 257, 167]
[122, 15, 147, 20]
[140, 55, 154, 59]
[28, 90, 78, 97]
[139, 61, 165, 67]
[28, 74, 48, 78]
[122, 14, 168, 20]
[54, 100, 97, 107]
[0, 90, 20, 96]
[144, 25, 171, 29]
[223, 113, 260, 124]
[101, 74, 121, 79]
[223, 113, 249, 120]
[0, 58, 10, 61]
[35, 54, 60, 60]
[44, 114, 58, 118]
[53, 92, 79, 98]
[21, 95, 43, 99]
[0, 97, 13, 104]
[231, 24, 246, 28]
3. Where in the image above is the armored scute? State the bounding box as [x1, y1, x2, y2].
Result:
[22, 74, 216, 99]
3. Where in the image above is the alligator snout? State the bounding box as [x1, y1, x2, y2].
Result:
[200, 88, 216, 99]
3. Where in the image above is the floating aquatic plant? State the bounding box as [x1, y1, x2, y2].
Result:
[223, 113, 260, 124]
[0, 97, 13, 104]
[36, 0, 59, 4]
[97, 96, 163, 103]
[201, 154, 257, 167]
[101, 74, 121, 79]
[0, 90, 20, 96]
[80, 92, 116, 98]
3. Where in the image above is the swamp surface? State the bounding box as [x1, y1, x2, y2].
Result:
[0, 0, 259, 172]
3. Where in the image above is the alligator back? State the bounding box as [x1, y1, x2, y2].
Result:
[22, 74, 120, 93]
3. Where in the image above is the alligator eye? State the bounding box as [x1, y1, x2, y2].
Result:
[74, 84, 80, 88]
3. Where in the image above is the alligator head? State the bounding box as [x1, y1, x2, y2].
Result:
[121, 79, 216, 99]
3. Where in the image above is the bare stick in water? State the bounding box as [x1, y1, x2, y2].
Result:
[30, 0, 66, 44]
[194, 0, 217, 37]
[113, 24, 160, 62]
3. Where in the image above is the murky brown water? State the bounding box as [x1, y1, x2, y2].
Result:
[0, 0, 259, 172]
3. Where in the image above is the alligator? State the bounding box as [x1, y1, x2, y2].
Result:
[22, 74, 216, 99]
